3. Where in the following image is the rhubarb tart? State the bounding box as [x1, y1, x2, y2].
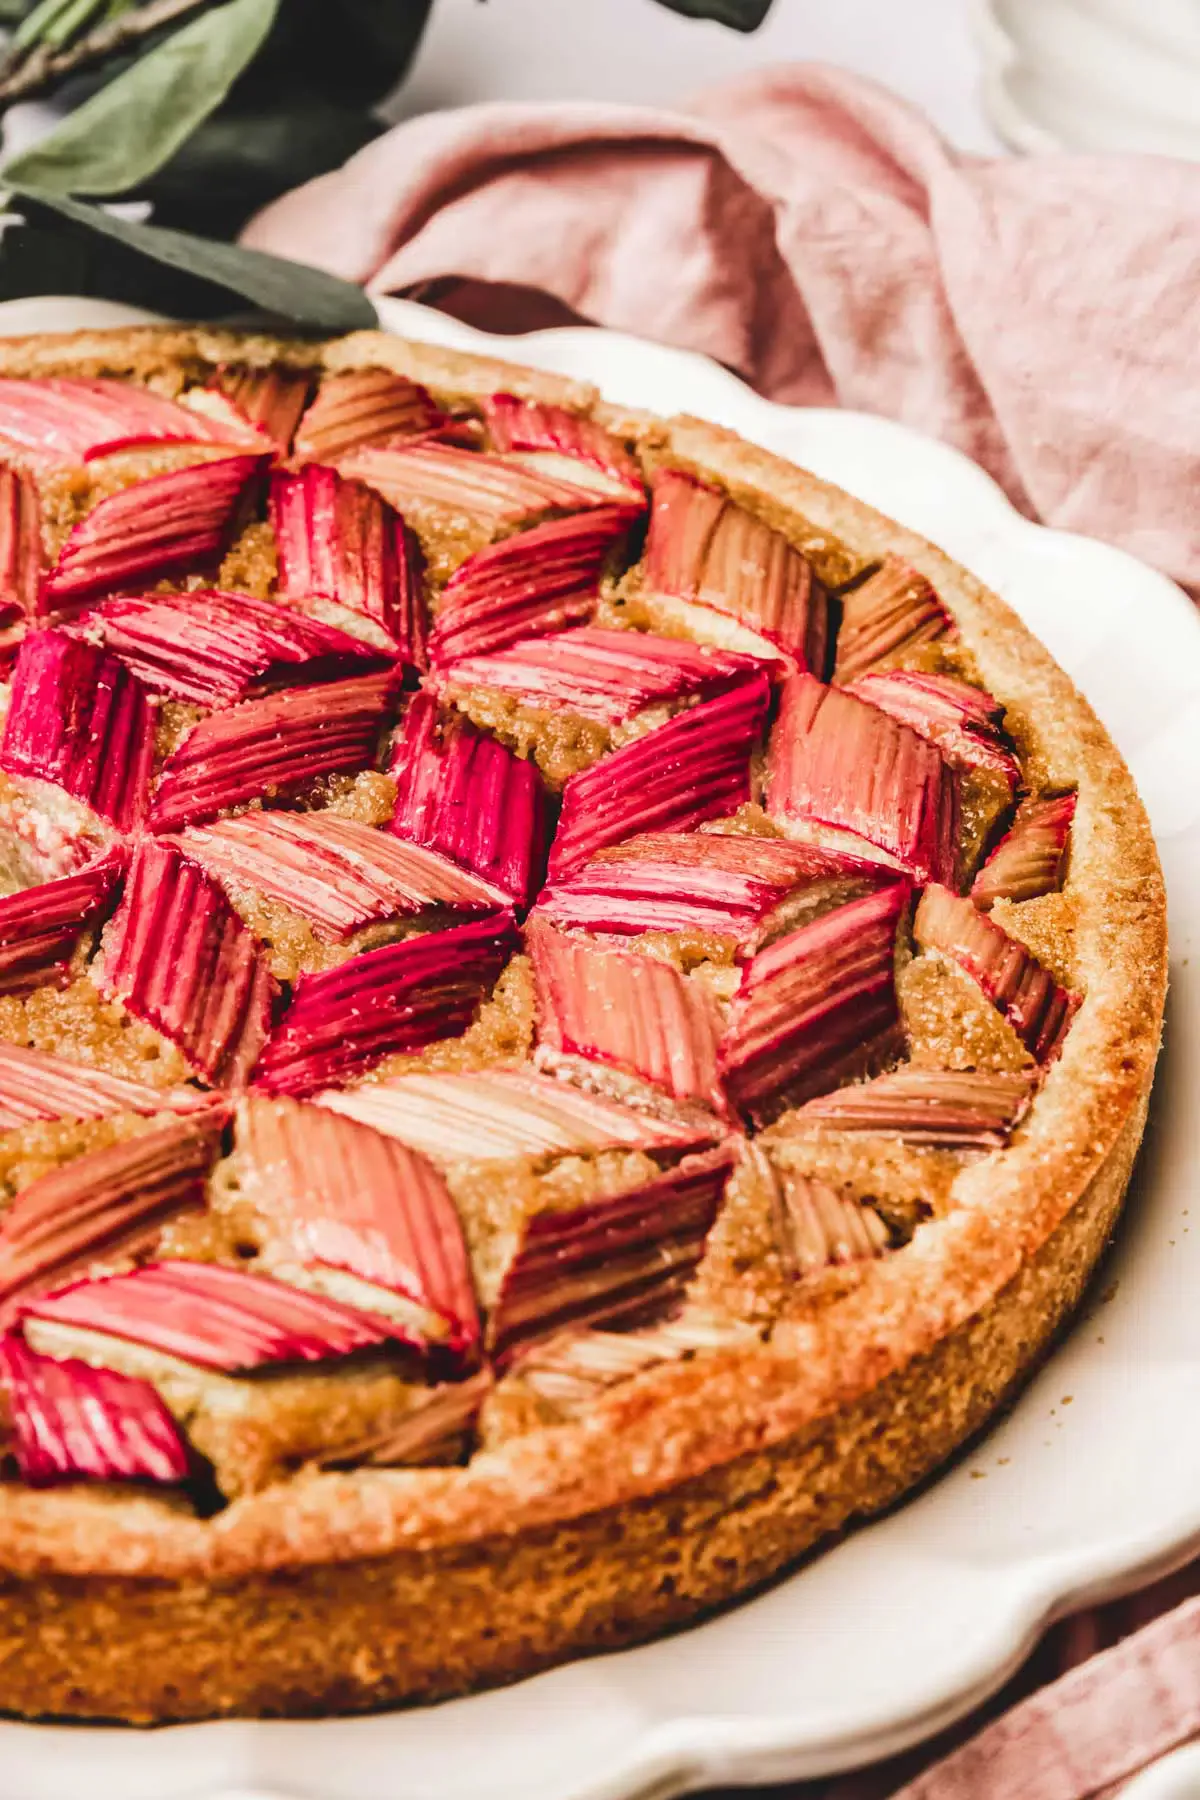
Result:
[0, 325, 1165, 1723]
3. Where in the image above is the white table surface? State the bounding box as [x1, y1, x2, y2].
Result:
[396, 0, 1004, 155]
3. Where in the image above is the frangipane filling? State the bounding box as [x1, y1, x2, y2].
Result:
[0, 359, 1082, 1503]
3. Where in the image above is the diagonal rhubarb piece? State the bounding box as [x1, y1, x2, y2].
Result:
[0, 1113, 223, 1307]
[549, 675, 772, 881]
[148, 668, 398, 833]
[40, 453, 267, 615]
[833, 555, 956, 683]
[535, 830, 883, 950]
[513, 1310, 758, 1410]
[271, 465, 426, 661]
[438, 625, 763, 726]
[1, 631, 154, 833]
[847, 670, 1019, 790]
[337, 441, 607, 534]
[488, 1145, 733, 1360]
[192, 363, 314, 454]
[914, 883, 1080, 1063]
[79, 589, 384, 708]
[0, 849, 123, 997]
[641, 470, 829, 670]
[0, 1335, 191, 1485]
[529, 921, 724, 1110]
[236, 1096, 479, 1354]
[253, 909, 520, 1098]
[317, 1067, 719, 1165]
[22, 1259, 402, 1370]
[294, 370, 448, 462]
[428, 507, 633, 666]
[718, 881, 910, 1122]
[177, 809, 508, 941]
[388, 691, 546, 909]
[98, 839, 277, 1087]
[482, 393, 646, 504]
[766, 673, 958, 885]
[0, 465, 40, 629]
[774, 1172, 892, 1275]
[0, 1040, 209, 1131]
[317, 1366, 492, 1468]
[790, 1065, 1034, 1147]
[0, 377, 258, 468]
[972, 792, 1077, 910]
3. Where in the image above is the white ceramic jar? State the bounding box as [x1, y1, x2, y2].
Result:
[977, 0, 1200, 157]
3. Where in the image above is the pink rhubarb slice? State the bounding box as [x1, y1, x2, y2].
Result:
[237, 1096, 479, 1353]
[549, 675, 771, 881]
[766, 673, 958, 885]
[253, 909, 519, 1098]
[972, 792, 1077, 910]
[791, 1065, 1033, 1146]
[833, 556, 956, 683]
[318, 1366, 492, 1468]
[23, 1260, 401, 1371]
[40, 453, 267, 615]
[294, 370, 448, 463]
[388, 690, 546, 909]
[718, 881, 910, 1121]
[317, 1067, 718, 1165]
[439, 624, 763, 726]
[914, 883, 1080, 1063]
[0, 1335, 190, 1485]
[774, 1173, 892, 1275]
[0, 1040, 209, 1131]
[0, 1113, 223, 1307]
[0, 465, 40, 630]
[641, 470, 829, 669]
[178, 808, 507, 942]
[534, 830, 882, 949]
[79, 588, 384, 707]
[1, 630, 154, 832]
[0, 377, 258, 467]
[428, 507, 632, 666]
[0, 849, 122, 997]
[195, 363, 313, 454]
[847, 670, 1019, 790]
[529, 921, 723, 1109]
[482, 393, 645, 503]
[513, 1311, 757, 1409]
[98, 839, 277, 1087]
[270, 465, 426, 660]
[489, 1145, 733, 1360]
[148, 668, 398, 833]
[337, 441, 606, 532]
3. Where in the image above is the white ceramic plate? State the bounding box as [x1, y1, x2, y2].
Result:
[0, 296, 1196, 1800]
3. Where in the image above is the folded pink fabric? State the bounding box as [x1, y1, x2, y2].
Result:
[244, 63, 1200, 594]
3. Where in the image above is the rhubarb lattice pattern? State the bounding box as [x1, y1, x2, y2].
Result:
[0, 359, 1081, 1501]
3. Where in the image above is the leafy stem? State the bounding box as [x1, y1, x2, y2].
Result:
[0, 0, 211, 102]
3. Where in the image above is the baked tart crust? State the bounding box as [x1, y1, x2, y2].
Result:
[0, 325, 1165, 1723]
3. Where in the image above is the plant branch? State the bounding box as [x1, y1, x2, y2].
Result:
[0, 0, 212, 103]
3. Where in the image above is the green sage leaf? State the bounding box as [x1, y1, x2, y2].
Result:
[651, 0, 773, 27]
[246, 0, 435, 109]
[2, 0, 280, 195]
[4, 188, 378, 330]
[141, 90, 380, 237]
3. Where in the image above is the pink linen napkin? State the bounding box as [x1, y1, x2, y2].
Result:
[243, 62, 1200, 1791]
[243, 62, 1200, 594]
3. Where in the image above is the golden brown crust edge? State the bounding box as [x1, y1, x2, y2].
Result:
[0, 327, 1167, 1721]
